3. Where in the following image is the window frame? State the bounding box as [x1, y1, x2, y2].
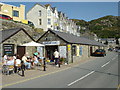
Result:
[48, 18, 51, 25]
[39, 10, 42, 17]
[39, 19, 42, 25]
[13, 10, 19, 17]
[72, 45, 77, 56]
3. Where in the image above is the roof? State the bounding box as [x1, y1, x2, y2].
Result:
[37, 29, 105, 46]
[0, 28, 35, 43]
[27, 3, 46, 14]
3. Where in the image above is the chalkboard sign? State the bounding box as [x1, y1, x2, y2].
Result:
[3, 44, 14, 55]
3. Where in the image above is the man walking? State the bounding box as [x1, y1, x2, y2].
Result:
[54, 49, 59, 66]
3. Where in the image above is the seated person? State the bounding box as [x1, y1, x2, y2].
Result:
[33, 55, 39, 66]
[6, 55, 15, 66]
[14, 55, 21, 73]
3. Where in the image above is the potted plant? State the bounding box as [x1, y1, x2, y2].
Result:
[59, 57, 66, 65]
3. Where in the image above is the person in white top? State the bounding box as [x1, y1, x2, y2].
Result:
[6, 56, 15, 65]
[22, 53, 31, 69]
[53, 49, 59, 66]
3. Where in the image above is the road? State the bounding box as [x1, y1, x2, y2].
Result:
[3, 52, 119, 88]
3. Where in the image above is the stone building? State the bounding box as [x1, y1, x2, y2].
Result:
[0, 28, 35, 58]
[37, 29, 105, 64]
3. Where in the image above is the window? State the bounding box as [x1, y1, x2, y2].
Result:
[13, 10, 19, 17]
[72, 45, 76, 56]
[48, 18, 51, 25]
[39, 10, 41, 16]
[47, 10, 51, 16]
[39, 19, 42, 25]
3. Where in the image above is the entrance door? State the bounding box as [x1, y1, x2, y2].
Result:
[90, 46, 93, 56]
[45, 46, 58, 60]
[17, 46, 26, 59]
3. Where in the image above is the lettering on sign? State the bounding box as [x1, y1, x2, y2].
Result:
[43, 41, 60, 45]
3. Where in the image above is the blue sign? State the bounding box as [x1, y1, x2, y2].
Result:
[79, 46, 83, 56]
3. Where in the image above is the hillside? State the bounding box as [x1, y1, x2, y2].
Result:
[0, 19, 45, 41]
[72, 15, 119, 38]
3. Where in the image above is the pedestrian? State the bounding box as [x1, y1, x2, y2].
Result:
[53, 49, 60, 66]
[22, 53, 31, 69]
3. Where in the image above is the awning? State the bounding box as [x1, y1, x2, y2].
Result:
[21, 41, 45, 46]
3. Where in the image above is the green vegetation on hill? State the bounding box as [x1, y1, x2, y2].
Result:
[72, 15, 120, 38]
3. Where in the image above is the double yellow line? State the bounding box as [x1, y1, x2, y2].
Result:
[0, 66, 72, 88]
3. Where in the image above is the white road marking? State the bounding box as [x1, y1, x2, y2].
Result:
[68, 71, 95, 87]
[112, 55, 118, 61]
[101, 61, 110, 68]
[101, 55, 118, 68]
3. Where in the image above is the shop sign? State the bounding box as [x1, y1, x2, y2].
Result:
[43, 41, 60, 45]
[3, 44, 14, 55]
[59, 46, 66, 58]
[67, 44, 71, 51]
[37, 47, 44, 57]
[79, 46, 83, 56]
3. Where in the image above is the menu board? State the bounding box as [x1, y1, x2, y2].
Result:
[3, 44, 14, 55]
[59, 46, 67, 58]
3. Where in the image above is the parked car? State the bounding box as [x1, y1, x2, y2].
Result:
[108, 48, 113, 51]
[0, 14, 13, 20]
[93, 49, 106, 56]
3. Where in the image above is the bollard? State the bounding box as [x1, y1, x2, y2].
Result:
[21, 61, 25, 77]
[43, 58, 46, 71]
[58, 60, 60, 68]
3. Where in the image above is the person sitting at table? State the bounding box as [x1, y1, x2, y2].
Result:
[14, 55, 21, 73]
[33, 55, 39, 66]
[6, 55, 15, 66]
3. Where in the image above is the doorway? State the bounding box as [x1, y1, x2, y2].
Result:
[45, 46, 58, 60]
[17, 46, 26, 59]
[90, 46, 93, 56]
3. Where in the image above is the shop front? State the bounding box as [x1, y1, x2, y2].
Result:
[37, 29, 105, 64]
[1, 28, 35, 58]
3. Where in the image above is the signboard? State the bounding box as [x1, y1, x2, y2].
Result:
[3, 44, 14, 55]
[59, 46, 67, 58]
[37, 46, 44, 57]
[79, 46, 83, 56]
[67, 44, 71, 51]
[43, 41, 60, 46]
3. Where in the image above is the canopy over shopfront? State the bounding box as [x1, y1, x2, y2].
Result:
[21, 41, 45, 47]
[21, 41, 45, 57]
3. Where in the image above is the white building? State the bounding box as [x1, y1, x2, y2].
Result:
[27, 3, 47, 31]
[27, 3, 80, 36]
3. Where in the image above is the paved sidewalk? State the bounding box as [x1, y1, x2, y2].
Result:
[1, 57, 97, 87]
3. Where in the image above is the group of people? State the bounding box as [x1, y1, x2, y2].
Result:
[2, 52, 43, 74]
[2, 49, 61, 75]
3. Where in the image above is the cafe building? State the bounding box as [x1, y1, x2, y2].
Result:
[0, 28, 35, 58]
[37, 29, 105, 64]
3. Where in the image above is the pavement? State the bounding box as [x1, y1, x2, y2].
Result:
[1, 56, 96, 88]
[1, 52, 119, 88]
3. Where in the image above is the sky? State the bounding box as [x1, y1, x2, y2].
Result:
[2, 2, 118, 21]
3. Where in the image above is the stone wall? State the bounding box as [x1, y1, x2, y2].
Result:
[2, 30, 34, 56]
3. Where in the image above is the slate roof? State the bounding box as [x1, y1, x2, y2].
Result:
[0, 28, 35, 43]
[37, 29, 105, 46]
